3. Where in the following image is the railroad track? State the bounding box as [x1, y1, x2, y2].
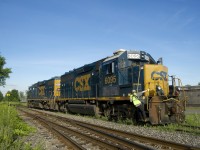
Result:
[41, 113, 200, 150]
[18, 107, 200, 150]
[18, 108, 154, 150]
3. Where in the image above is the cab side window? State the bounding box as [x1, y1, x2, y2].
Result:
[106, 62, 115, 75]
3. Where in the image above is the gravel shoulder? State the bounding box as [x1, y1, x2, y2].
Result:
[19, 109, 200, 149]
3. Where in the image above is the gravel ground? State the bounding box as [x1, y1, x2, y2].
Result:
[19, 109, 200, 149]
[18, 111, 68, 150]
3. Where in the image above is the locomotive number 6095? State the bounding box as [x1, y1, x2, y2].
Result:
[105, 75, 116, 84]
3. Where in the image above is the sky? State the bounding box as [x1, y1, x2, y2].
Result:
[0, 0, 200, 95]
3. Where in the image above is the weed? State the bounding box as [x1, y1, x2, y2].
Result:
[0, 102, 42, 150]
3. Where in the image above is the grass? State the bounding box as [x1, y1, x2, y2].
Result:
[185, 113, 200, 126]
[182, 106, 200, 126]
[151, 113, 200, 135]
[0, 102, 42, 150]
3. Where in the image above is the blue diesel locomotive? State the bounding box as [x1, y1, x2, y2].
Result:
[28, 49, 186, 124]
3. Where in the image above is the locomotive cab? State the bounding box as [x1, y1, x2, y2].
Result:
[100, 49, 155, 97]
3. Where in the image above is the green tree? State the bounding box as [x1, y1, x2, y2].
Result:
[10, 89, 20, 101]
[4, 91, 11, 101]
[0, 55, 12, 86]
[0, 91, 3, 101]
[5, 89, 20, 102]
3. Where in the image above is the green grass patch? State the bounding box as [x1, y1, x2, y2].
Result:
[7, 101, 28, 107]
[185, 113, 200, 126]
[151, 113, 200, 135]
[0, 102, 42, 150]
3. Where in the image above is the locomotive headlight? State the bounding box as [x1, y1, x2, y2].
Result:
[156, 85, 164, 96]
[157, 86, 162, 91]
[177, 86, 181, 91]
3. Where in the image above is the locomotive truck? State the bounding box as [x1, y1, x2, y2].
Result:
[28, 49, 186, 124]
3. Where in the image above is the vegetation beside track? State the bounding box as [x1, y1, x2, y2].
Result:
[152, 107, 200, 135]
[0, 102, 42, 150]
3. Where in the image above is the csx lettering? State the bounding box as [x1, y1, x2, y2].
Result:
[75, 74, 91, 92]
[105, 75, 116, 84]
[151, 71, 167, 81]
[39, 86, 45, 96]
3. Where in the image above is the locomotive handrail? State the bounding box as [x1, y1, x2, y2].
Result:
[136, 65, 141, 93]
[162, 97, 180, 102]
[176, 78, 187, 110]
[169, 76, 187, 110]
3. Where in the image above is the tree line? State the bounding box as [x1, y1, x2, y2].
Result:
[0, 90, 26, 102]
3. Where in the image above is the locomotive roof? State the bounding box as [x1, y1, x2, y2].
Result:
[49, 76, 60, 80]
[103, 49, 157, 64]
[103, 49, 125, 63]
[62, 58, 105, 76]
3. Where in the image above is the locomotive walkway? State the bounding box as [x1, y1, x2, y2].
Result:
[18, 107, 199, 150]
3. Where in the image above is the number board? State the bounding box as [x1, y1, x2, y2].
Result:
[104, 75, 117, 85]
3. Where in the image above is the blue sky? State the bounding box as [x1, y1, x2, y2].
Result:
[0, 0, 200, 95]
